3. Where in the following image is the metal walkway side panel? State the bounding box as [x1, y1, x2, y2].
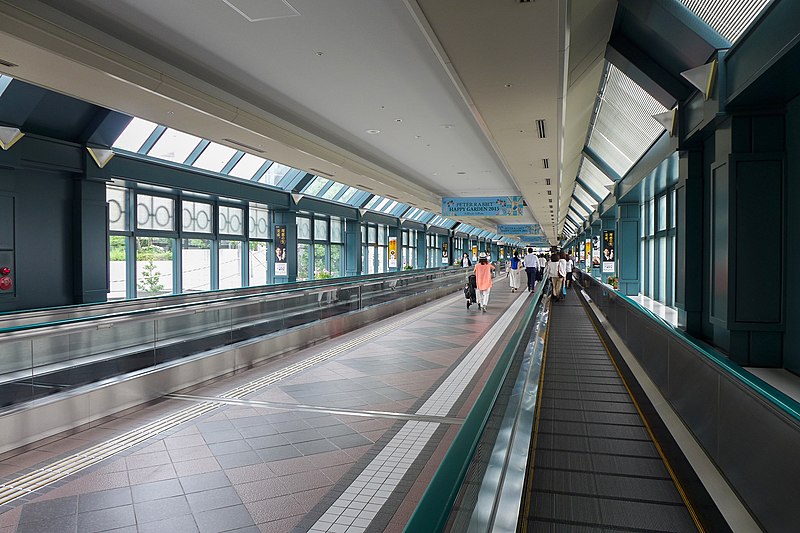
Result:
[522, 296, 698, 532]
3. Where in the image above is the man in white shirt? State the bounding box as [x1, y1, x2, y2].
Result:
[523, 248, 538, 292]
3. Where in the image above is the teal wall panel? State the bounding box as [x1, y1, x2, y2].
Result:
[783, 96, 800, 374]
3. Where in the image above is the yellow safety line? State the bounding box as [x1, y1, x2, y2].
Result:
[0, 296, 449, 507]
[579, 296, 706, 533]
[518, 298, 552, 533]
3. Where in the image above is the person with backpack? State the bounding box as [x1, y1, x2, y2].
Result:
[508, 251, 521, 292]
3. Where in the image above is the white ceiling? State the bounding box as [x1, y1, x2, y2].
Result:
[0, 0, 617, 242]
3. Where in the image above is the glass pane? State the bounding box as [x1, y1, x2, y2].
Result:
[107, 185, 128, 232]
[297, 243, 310, 281]
[321, 182, 345, 200]
[379, 225, 387, 243]
[297, 217, 311, 240]
[229, 153, 267, 179]
[182, 238, 211, 292]
[112, 117, 158, 152]
[648, 199, 655, 236]
[657, 195, 667, 232]
[304, 177, 329, 195]
[671, 189, 677, 229]
[137, 194, 174, 231]
[330, 245, 342, 276]
[193, 143, 237, 173]
[182, 200, 213, 234]
[249, 241, 268, 286]
[314, 243, 327, 277]
[368, 246, 376, 274]
[249, 204, 270, 239]
[339, 187, 358, 204]
[260, 163, 292, 186]
[378, 246, 385, 272]
[658, 236, 667, 302]
[108, 236, 126, 301]
[219, 205, 244, 236]
[368, 226, 377, 244]
[361, 224, 367, 242]
[648, 239, 655, 296]
[136, 237, 174, 297]
[641, 204, 646, 238]
[219, 240, 243, 289]
[330, 217, 343, 243]
[314, 219, 328, 241]
[147, 128, 202, 163]
[402, 231, 408, 246]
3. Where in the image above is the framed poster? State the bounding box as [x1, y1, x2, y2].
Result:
[389, 236, 398, 268]
[602, 230, 615, 273]
[274, 225, 287, 276]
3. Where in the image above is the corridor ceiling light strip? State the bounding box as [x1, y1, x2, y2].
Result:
[0, 294, 459, 507]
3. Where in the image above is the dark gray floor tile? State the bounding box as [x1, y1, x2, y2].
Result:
[271, 420, 311, 433]
[17, 514, 77, 533]
[255, 445, 302, 461]
[282, 429, 325, 444]
[20, 495, 77, 522]
[138, 513, 199, 533]
[202, 430, 243, 445]
[229, 416, 267, 428]
[78, 487, 133, 513]
[195, 505, 255, 533]
[77, 505, 136, 533]
[134, 495, 192, 524]
[131, 478, 184, 503]
[237, 425, 277, 438]
[208, 440, 252, 456]
[293, 439, 339, 456]
[215, 451, 263, 469]
[245, 434, 290, 450]
[304, 415, 344, 428]
[316, 424, 354, 438]
[328, 434, 373, 449]
[179, 470, 232, 494]
[186, 486, 242, 513]
[197, 420, 236, 433]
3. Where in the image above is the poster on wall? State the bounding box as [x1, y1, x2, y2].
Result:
[274, 225, 287, 276]
[472, 245, 478, 262]
[442, 196, 525, 217]
[585, 239, 591, 272]
[499, 247, 505, 260]
[389, 236, 398, 268]
[602, 230, 615, 273]
[591, 235, 601, 272]
[441, 242, 448, 261]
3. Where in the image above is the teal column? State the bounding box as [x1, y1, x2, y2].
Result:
[616, 203, 639, 295]
[345, 218, 362, 276]
[74, 153, 110, 303]
[272, 210, 297, 283]
[676, 149, 704, 334]
[416, 228, 426, 269]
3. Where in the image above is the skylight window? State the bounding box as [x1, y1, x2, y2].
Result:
[148, 128, 203, 164]
[338, 187, 359, 204]
[320, 182, 345, 200]
[587, 63, 667, 177]
[573, 184, 599, 210]
[303, 176, 329, 196]
[192, 143, 238, 173]
[228, 153, 268, 179]
[113, 117, 159, 153]
[678, 0, 771, 44]
[259, 163, 292, 187]
[578, 157, 615, 198]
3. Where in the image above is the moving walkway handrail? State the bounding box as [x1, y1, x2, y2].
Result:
[576, 269, 800, 424]
[404, 279, 546, 533]
[0, 267, 468, 338]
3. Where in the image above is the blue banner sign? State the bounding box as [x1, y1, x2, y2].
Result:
[497, 224, 541, 235]
[442, 196, 524, 217]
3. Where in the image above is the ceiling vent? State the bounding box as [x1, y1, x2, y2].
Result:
[536, 119, 546, 138]
[355, 183, 374, 191]
[223, 138, 266, 153]
[545, 178, 551, 185]
[309, 168, 333, 177]
[0, 58, 18, 68]
[385, 194, 399, 200]
[542, 158, 549, 169]
[519, 0, 532, 3]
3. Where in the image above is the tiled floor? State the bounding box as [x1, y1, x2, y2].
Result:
[0, 281, 530, 533]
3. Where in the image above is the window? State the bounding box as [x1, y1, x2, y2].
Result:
[136, 237, 174, 297]
[297, 243, 310, 281]
[182, 200, 213, 234]
[147, 128, 202, 164]
[108, 235, 127, 301]
[228, 153, 267, 180]
[192, 143, 237, 173]
[249, 241, 268, 286]
[219, 205, 244, 236]
[182, 239, 211, 292]
[137, 194, 175, 231]
[112, 118, 158, 153]
[219, 240, 243, 289]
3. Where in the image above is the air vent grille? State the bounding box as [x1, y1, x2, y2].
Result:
[222, 138, 265, 153]
[0, 58, 18, 68]
[542, 158, 549, 169]
[355, 183, 374, 191]
[309, 168, 333, 177]
[536, 119, 546, 138]
[545, 178, 551, 185]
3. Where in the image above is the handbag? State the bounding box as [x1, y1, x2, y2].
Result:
[562, 283, 567, 296]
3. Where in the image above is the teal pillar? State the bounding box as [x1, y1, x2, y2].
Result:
[416, 229, 426, 269]
[677, 149, 704, 334]
[73, 175, 109, 304]
[345, 218, 362, 277]
[616, 203, 639, 295]
[272, 210, 297, 283]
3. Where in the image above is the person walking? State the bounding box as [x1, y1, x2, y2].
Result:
[537, 253, 547, 286]
[524, 247, 538, 292]
[474, 252, 496, 312]
[460, 253, 472, 267]
[508, 251, 521, 292]
[565, 254, 574, 289]
[548, 252, 566, 301]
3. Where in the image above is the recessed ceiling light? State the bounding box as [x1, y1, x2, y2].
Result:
[315, 51, 324, 56]
[457, 171, 466, 175]
[504, 83, 512, 88]
[395, 118, 403, 123]
[440, 124, 454, 129]
[365, 129, 381, 134]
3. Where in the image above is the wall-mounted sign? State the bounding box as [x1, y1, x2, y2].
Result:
[497, 223, 540, 235]
[441, 242, 448, 260]
[442, 196, 524, 217]
[591, 235, 601, 273]
[472, 245, 478, 262]
[602, 230, 615, 273]
[274, 225, 287, 276]
[389, 236, 398, 268]
[585, 239, 591, 271]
